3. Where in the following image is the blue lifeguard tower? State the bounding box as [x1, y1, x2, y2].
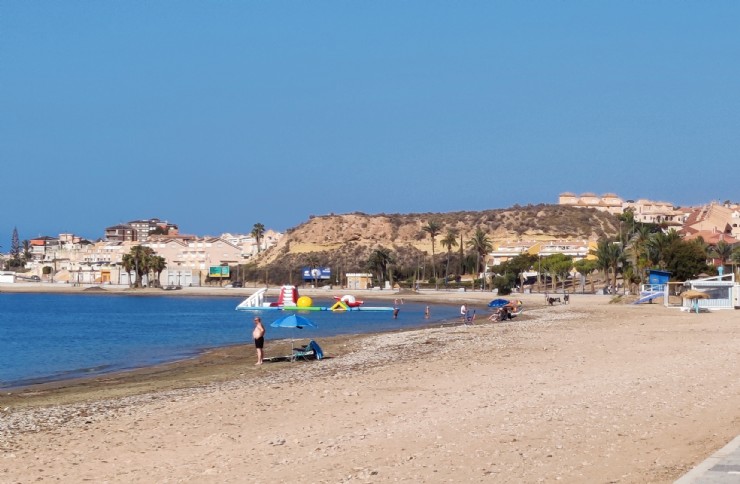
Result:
[635, 269, 671, 304]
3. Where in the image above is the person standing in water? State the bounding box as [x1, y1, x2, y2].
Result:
[252, 317, 265, 365]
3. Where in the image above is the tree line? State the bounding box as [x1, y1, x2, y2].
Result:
[235, 213, 740, 293]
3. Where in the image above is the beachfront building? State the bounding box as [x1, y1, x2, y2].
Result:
[488, 241, 539, 267]
[488, 240, 595, 266]
[538, 240, 596, 261]
[144, 236, 244, 286]
[346, 273, 373, 290]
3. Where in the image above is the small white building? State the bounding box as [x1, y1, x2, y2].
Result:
[346, 273, 373, 290]
[0, 271, 16, 283]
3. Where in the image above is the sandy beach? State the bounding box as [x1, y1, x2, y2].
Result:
[1, 286, 739, 483]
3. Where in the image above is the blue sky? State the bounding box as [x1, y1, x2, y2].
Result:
[2, 2, 739, 243]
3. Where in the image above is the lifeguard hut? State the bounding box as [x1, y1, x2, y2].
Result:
[635, 269, 670, 304]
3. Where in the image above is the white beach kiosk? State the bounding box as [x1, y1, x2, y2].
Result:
[669, 273, 737, 311]
[638, 269, 739, 310]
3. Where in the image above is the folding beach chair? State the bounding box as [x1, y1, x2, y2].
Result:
[291, 340, 324, 362]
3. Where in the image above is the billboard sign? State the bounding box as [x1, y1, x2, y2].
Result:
[302, 267, 331, 281]
[209, 266, 230, 278]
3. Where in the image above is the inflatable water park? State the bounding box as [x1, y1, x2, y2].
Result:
[235, 285, 394, 312]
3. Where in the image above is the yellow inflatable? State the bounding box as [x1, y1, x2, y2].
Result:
[296, 296, 313, 308]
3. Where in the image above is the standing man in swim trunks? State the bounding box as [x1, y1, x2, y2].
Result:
[252, 317, 265, 365]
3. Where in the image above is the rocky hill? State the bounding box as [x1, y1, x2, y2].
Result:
[248, 204, 619, 283]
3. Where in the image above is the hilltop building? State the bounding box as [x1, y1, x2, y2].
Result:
[104, 218, 178, 242]
[681, 202, 740, 242]
[558, 192, 688, 227]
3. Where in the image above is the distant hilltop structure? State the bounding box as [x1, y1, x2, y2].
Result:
[105, 218, 179, 242]
[558, 192, 690, 227]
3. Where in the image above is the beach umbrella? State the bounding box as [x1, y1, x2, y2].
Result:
[488, 298, 510, 308]
[681, 289, 709, 300]
[270, 314, 317, 329]
[270, 314, 317, 357]
[681, 289, 709, 314]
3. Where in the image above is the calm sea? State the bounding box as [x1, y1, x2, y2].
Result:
[0, 292, 461, 389]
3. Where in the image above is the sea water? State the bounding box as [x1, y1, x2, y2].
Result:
[0, 292, 462, 388]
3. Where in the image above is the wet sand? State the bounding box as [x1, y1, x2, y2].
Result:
[1, 286, 739, 483]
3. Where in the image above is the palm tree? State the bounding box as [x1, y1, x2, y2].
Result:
[251, 223, 265, 253]
[440, 229, 458, 285]
[711, 239, 734, 273]
[467, 228, 492, 290]
[21, 240, 32, 267]
[593, 238, 624, 293]
[367, 247, 394, 287]
[459, 232, 465, 276]
[626, 224, 651, 285]
[730, 245, 740, 278]
[122, 245, 155, 288]
[149, 255, 167, 287]
[422, 220, 443, 282]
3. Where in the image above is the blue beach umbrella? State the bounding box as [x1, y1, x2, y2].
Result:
[270, 314, 317, 356]
[488, 298, 510, 308]
[270, 314, 317, 329]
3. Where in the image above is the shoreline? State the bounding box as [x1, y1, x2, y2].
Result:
[2, 288, 737, 482]
[1, 284, 519, 401]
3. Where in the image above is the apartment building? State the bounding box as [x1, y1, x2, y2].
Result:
[104, 218, 178, 242]
[559, 192, 686, 227]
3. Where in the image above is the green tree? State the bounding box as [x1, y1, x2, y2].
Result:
[646, 229, 681, 269]
[663, 238, 709, 281]
[440, 229, 458, 284]
[710, 239, 734, 272]
[10, 227, 20, 267]
[730, 245, 740, 277]
[422, 220, 443, 283]
[122, 245, 156, 288]
[458, 232, 465, 275]
[148, 255, 167, 287]
[541, 253, 573, 291]
[494, 253, 538, 290]
[251, 223, 266, 253]
[592, 238, 624, 291]
[626, 224, 652, 285]
[573, 258, 598, 293]
[492, 274, 515, 295]
[22, 240, 32, 266]
[467, 228, 492, 290]
[367, 247, 394, 288]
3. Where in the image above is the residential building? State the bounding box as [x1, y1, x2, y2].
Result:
[559, 192, 687, 227]
[683, 202, 740, 239]
[145, 236, 244, 286]
[104, 218, 178, 242]
[220, 230, 284, 258]
[558, 192, 624, 215]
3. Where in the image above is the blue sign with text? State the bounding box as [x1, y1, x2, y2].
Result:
[302, 267, 331, 281]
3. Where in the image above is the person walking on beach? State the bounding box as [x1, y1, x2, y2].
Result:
[460, 303, 467, 322]
[252, 317, 265, 365]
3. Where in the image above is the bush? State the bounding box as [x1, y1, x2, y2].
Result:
[493, 274, 515, 295]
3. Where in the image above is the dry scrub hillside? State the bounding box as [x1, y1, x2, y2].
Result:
[254, 204, 619, 277]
